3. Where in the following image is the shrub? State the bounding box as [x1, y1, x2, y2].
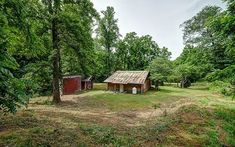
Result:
[206, 65, 235, 84]
[209, 81, 235, 97]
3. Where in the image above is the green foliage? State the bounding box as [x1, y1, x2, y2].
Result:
[149, 58, 172, 80]
[116, 32, 171, 71]
[206, 65, 235, 98]
[60, 2, 98, 76]
[177, 1, 235, 87]
[181, 6, 221, 46]
[206, 65, 235, 83]
[179, 6, 229, 71]
[209, 81, 235, 97]
[175, 46, 213, 80]
[1, 0, 99, 110]
[173, 64, 200, 88]
[148, 58, 172, 89]
[96, 6, 120, 75]
[0, 3, 31, 113]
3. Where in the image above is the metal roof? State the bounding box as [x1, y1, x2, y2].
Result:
[104, 71, 149, 84]
[63, 75, 81, 79]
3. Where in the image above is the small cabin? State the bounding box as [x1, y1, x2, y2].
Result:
[63, 75, 93, 95]
[104, 71, 151, 94]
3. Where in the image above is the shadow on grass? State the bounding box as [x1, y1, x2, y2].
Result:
[148, 87, 183, 94]
[188, 86, 209, 90]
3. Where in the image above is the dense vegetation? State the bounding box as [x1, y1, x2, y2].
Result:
[0, 0, 235, 112]
[175, 1, 235, 96]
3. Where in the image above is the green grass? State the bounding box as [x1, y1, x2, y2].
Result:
[81, 83, 216, 111]
[0, 83, 235, 146]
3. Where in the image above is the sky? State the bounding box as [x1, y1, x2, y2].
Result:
[91, 0, 225, 59]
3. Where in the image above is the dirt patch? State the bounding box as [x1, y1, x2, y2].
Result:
[28, 95, 199, 128]
[136, 98, 195, 119]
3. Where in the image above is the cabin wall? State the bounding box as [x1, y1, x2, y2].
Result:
[124, 84, 142, 93]
[107, 83, 144, 94]
[143, 78, 151, 92]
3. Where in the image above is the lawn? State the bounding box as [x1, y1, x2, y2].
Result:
[0, 83, 235, 146]
[75, 83, 229, 111]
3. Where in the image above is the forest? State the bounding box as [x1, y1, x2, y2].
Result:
[0, 0, 235, 146]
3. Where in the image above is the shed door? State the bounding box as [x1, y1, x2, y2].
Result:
[120, 84, 124, 93]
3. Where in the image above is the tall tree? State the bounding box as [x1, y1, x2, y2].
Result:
[49, 0, 61, 103]
[148, 58, 172, 90]
[1, 0, 98, 107]
[116, 32, 168, 71]
[180, 6, 231, 69]
[60, 1, 98, 77]
[209, 0, 235, 65]
[0, 1, 31, 113]
[97, 6, 120, 75]
[43, 0, 97, 103]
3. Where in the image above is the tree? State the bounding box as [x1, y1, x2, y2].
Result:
[97, 6, 120, 76]
[174, 64, 198, 88]
[0, 7, 30, 113]
[174, 45, 213, 80]
[180, 6, 232, 69]
[181, 6, 221, 47]
[116, 32, 165, 71]
[48, 0, 61, 103]
[159, 47, 172, 60]
[209, 0, 235, 66]
[43, 0, 98, 103]
[60, 1, 98, 77]
[148, 58, 172, 90]
[1, 0, 98, 107]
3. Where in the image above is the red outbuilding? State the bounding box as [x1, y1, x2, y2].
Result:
[63, 75, 93, 95]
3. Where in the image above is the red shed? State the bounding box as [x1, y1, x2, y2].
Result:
[63, 75, 94, 95]
[63, 75, 82, 95]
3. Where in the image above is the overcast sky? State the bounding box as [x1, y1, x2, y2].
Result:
[91, 0, 225, 59]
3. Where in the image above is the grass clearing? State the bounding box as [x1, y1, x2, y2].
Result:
[80, 85, 214, 111]
[0, 83, 235, 146]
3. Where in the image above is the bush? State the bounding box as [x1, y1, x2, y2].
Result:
[209, 81, 235, 97]
[206, 65, 235, 84]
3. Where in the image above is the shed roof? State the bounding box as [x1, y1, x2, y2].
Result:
[104, 71, 149, 84]
[63, 75, 81, 79]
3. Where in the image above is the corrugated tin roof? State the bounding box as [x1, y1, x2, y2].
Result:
[104, 71, 149, 84]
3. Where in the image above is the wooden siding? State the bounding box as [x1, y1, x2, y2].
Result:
[63, 76, 81, 94]
[107, 77, 151, 94]
[105, 70, 151, 94]
[143, 79, 151, 92]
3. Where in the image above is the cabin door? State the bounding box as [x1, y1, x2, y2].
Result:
[120, 84, 124, 93]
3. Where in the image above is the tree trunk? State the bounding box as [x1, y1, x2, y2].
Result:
[107, 45, 111, 74]
[155, 80, 160, 91]
[50, 0, 61, 103]
[52, 18, 61, 103]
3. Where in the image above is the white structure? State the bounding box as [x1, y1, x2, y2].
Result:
[132, 87, 137, 94]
